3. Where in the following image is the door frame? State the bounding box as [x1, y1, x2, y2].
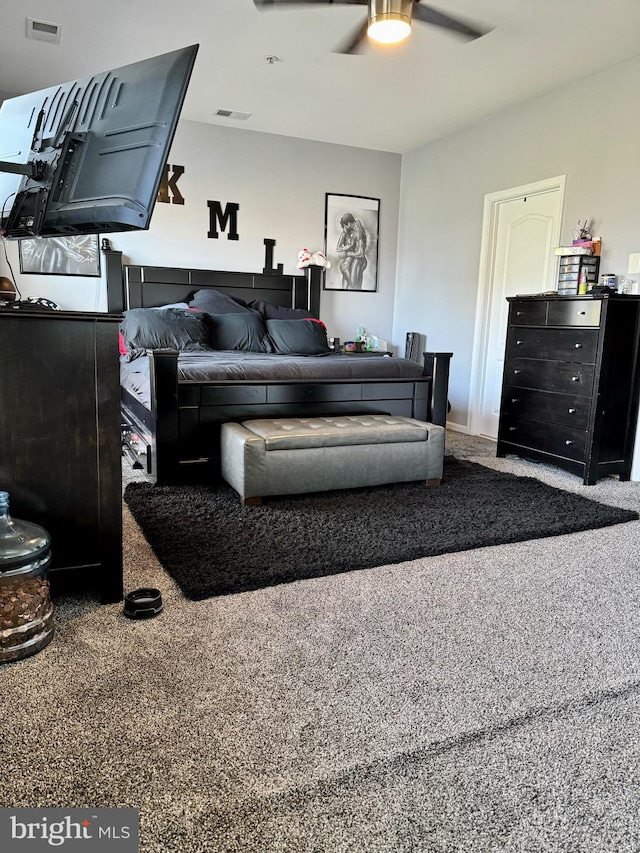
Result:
[468, 175, 566, 437]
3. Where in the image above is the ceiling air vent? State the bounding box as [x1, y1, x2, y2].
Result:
[26, 18, 63, 44]
[213, 108, 252, 121]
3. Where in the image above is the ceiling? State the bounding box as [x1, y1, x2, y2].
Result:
[1, 0, 640, 153]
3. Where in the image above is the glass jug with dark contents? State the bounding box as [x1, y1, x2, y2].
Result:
[0, 491, 54, 663]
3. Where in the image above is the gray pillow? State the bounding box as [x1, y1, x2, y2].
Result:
[151, 301, 189, 310]
[188, 288, 253, 314]
[120, 307, 211, 352]
[208, 312, 270, 352]
[246, 299, 314, 321]
[266, 319, 330, 355]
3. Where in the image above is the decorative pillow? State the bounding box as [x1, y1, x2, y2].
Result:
[151, 301, 190, 310]
[207, 312, 270, 352]
[266, 319, 331, 355]
[246, 299, 314, 321]
[120, 307, 211, 352]
[188, 288, 253, 314]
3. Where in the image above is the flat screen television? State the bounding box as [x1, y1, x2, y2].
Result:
[0, 43, 198, 239]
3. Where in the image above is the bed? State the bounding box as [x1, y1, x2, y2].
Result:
[105, 252, 452, 484]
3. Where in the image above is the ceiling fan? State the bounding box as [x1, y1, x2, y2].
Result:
[253, 1, 492, 54]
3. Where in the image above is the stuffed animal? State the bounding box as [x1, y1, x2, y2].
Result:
[297, 248, 331, 270]
[310, 250, 331, 269]
[296, 248, 312, 269]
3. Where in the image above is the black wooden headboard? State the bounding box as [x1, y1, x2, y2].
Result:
[104, 251, 322, 317]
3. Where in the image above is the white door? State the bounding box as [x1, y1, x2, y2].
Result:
[472, 179, 565, 439]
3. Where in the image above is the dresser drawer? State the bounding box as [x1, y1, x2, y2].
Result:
[505, 358, 596, 395]
[506, 328, 598, 362]
[558, 256, 599, 270]
[510, 301, 547, 326]
[499, 416, 587, 462]
[501, 386, 590, 429]
[547, 300, 602, 327]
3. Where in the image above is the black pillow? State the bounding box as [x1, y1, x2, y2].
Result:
[208, 312, 270, 352]
[188, 288, 253, 314]
[266, 319, 330, 355]
[120, 307, 211, 352]
[246, 299, 314, 321]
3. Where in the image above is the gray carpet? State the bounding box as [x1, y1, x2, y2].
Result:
[3, 432, 640, 852]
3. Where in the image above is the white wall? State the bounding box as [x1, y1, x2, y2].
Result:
[0, 121, 402, 349]
[4, 54, 640, 428]
[394, 54, 640, 430]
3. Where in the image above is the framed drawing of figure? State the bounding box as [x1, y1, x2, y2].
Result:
[323, 194, 379, 292]
[19, 234, 101, 276]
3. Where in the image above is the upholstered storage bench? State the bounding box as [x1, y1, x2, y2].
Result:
[220, 415, 445, 505]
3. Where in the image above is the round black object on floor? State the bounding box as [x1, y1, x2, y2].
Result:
[123, 588, 163, 619]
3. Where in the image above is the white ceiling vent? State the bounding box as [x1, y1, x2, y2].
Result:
[26, 18, 63, 44]
[213, 108, 252, 121]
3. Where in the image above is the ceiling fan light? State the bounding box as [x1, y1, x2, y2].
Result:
[368, 14, 411, 44]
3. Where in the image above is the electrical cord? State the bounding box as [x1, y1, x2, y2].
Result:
[1, 191, 15, 238]
[0, 191, 22, 302]
[0, 234, 22, 302]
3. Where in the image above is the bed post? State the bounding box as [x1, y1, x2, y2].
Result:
[104, 250, 124, 313]
[423, 352, 452, 427]
[302, 266, 322, 318]
[148, 349, 181, 484]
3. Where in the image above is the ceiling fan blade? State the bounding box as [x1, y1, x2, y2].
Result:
[412, 2, 491, 40]
[253, 1, 367, 8]
[333, 17, 370, 53]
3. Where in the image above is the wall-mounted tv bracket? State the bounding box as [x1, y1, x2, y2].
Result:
[0, 159, 46, 179]
[0, 99, 79, 235]
[0, 133, 86, 237]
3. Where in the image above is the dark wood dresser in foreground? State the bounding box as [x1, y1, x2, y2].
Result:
[0, 309, 123, 602]
[497, 293, 640, 485]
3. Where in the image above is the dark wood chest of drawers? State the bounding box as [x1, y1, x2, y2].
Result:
[0, 309, 123, 602]
[496, 294, 640, 484]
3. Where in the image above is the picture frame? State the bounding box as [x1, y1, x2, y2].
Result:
[18, 234, 101, 277]
[323, 193, 380, 292]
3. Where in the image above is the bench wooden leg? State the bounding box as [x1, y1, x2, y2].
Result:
[425, 478, 441, 487]
[242, 496, 262, 506]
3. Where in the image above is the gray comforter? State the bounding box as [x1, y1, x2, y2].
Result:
[121, 350, 425, 408]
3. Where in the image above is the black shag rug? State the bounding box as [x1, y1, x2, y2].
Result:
[124, 457, 638, 600]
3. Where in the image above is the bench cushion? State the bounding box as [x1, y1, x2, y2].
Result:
[241, 415, 429, 450]
[220, 415, 446, 502]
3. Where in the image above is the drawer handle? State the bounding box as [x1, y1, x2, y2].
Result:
[568, 408, 576, 414]
[579, 311, 586, 316]
[516, 340, 523, 346]
[574, 343, 583, 349]
[511, 398, 520, 404]
[565, 440, 573, 446]
[509, 426, 517, 432]
[516, 311, 523, 316]
[513, 369, 521, 375]
[571, 376, 580, 382]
